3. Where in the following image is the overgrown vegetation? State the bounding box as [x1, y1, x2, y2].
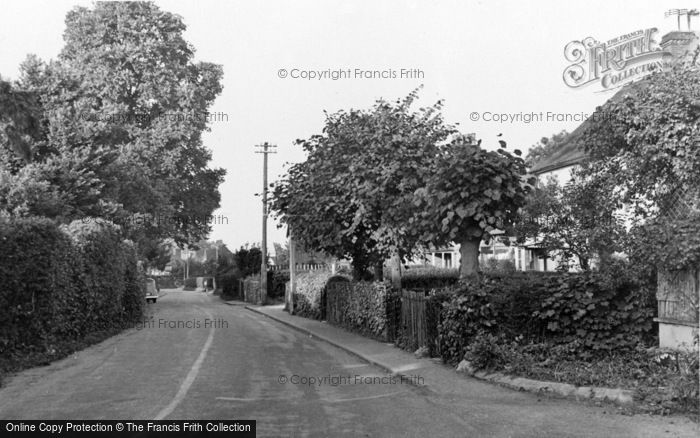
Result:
[0, 217, 145, 383]
[326, 281, 391, 340]
[292, 271, 349, 319]
[437, 262, 656, 365]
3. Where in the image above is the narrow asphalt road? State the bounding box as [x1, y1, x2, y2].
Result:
[0, 290, 696, 437]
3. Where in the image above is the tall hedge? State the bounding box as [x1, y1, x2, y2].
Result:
[437, 266, 656, 365]
[0, 217, 145, 358]
[326, 281, 391, 340]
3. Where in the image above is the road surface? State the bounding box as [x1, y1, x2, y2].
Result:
[0, 290, 696, 437]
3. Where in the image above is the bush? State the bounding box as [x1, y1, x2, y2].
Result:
[218, 273, 240, 298]
[463, 331, 511, 371]
[326, 281, 391, 340]
[293, 271, 343, 319]
[461, 333, 699, 416]
[437, 264, 656, 365]
[400, 267, 459, 290]
[533, 267, 655, 355]
[151, 275, 177, 289]
[268, 270, 289, 299]
[184, 277, 197, 290]
[481, 258, 516, 274]
[0, 217, 144, 371]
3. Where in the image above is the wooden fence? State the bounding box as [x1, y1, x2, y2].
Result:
[242, 277, 263, 305]
[401, 290, 429, 352]
[657, 269, 699, 323]
[270, 263, 327, 272]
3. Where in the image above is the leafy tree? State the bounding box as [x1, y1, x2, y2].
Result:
[273, 242, 290, 267]
[579, 64, 700, 217]
[271, 90, 454, 280]
[414, 136, 533, 278]
[524, 130, 569, 167]
[234, 244, 263, 278]
[0, 2, 225, 263]
[514, 167, 626, 271]
[578, 63, 700, 270]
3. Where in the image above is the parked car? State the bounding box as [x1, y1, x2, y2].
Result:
[145, 278, 158, 303]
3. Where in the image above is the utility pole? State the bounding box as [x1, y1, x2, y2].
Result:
[288, 225, 295, 314]
[255, 142, 277, 304]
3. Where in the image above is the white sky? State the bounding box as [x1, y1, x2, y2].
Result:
[0, 0, 696, 251]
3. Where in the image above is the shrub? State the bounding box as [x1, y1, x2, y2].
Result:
[0, 217, 144, 369]
[437, 264, 656, 364]
[63, 220, 128, 331]
[293, 271, 343, 319]
[533, 266, 655, 355]
[463, 331, 511, 371]
[326, 281, 391, 340]
[481, 258, 516, 274]
[268, 270, 289, 299]
[218, 273, 240, 298]
[462, 335, 699, 416]
[184, 277, 197, 290]
[400, 267, 459, 290]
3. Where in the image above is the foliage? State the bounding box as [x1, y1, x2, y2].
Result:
[463, 331, 510, 371]
[524, 130, 569, 167]
[218, 273, 240, 298]
[0, 217, 144, 363]
[326, 281, 392, 340]
[513, 165, 627, 271]
[183, 277, 197, 290]
[581, 65, 700, 210]
[436, 264, 656, 365]
[400, 267, 459, 290]
[271, 89, 454, 279]
[0, 2, 225, 263]
[533, 264, 655, 355]
[480, 258, 516, 274]
[577, 65, 700, 270]
[462, 334, 699, 417]
[233, 244, 263, 278]
[273, 242, 290, 267]
[268, 270, 290, 299]
[414, 135, 533, 278]
[292, 271, 347, 319]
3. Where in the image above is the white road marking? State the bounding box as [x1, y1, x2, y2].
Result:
[153, 307, 216, 420]
[324, 391, 408, 403]
[215, 391, 408, 404]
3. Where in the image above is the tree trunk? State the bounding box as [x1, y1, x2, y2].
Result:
[459, 235, 482, 279]
[373, 262, 384, 281]
[351, 251, 369, 281]
[389, 253, 402, 290]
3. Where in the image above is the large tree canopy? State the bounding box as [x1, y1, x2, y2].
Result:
[579, 64, 700, 215]
[576, 62, 700, 270]
[272, 90, 532, 279]
[415, 136, 533, 277]
[0, 2, 225, 259]
[271, 90, 453, 279]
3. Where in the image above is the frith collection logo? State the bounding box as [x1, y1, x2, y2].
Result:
[564, 9, 700, 91]
[562, 28, 667, 90]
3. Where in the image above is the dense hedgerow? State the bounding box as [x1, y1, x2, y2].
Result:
[0, 217, 145, 363]
[292, 271, 349, 319]
[437, 263, 656, 365]
[325, 281, 392, 341]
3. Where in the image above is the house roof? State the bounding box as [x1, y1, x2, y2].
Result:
[529, 80, 648, 175]
[661, 31, 698, 46]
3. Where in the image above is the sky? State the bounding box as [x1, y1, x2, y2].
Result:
[0, 0, 697, 253]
